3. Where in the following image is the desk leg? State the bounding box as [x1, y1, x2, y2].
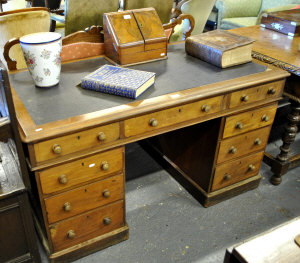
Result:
[266, 100, 300, 185]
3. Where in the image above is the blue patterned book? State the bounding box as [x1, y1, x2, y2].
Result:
[81, 64, 156, 99]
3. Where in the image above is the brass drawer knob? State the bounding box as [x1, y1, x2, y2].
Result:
[52, 144, 62, 154]
[63, 202, 72, 212]
[223, 173, 231, 181]
[248, 164, 255, 171]
[100, 161, 109, 171]
[98, 132, 106, 141]
[67, 230, 75, 239]
[267, 88, 276, 95]
[201, 104, 211, 113]
[261, 114, 270, 122]
[149, 118, 158, 127]
[254, 138, 262, 145]
[102, 189, 111, 198]
[58, 174, 68, 184]
[241, 95, 249, 102]
[103, 217, 112, 225]
[236, 122, 243, 130]
[229, 146, 237, 154]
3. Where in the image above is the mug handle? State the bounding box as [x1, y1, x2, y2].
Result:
[3, 37, 20, 71]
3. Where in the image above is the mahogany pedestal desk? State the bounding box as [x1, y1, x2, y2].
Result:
[230, 25, 300, 185]
[8, 44, 289, 262]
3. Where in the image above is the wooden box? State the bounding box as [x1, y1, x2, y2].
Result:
[260, 9, 300, 37]
[103, 7, 168, 65]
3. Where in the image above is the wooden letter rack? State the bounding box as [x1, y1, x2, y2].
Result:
[103, 7, 168, 65]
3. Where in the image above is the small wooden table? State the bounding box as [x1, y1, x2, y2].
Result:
[230, 25, 300, 185]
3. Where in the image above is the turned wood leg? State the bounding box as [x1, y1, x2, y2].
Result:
[271, 100, 300, 185]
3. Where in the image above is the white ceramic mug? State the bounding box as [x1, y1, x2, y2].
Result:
[20, 32, 62, 88]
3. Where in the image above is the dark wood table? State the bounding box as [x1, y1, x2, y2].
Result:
[231, 25, 300, 185]
[9, 44, 289, 262]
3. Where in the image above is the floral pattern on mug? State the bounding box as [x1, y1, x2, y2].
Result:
[53, 52, 61, 66]
[44, 68, 51, 76]
[23, 51, 37, 70]
[35, 76, 43, 83]
[40, 49, 51, 59]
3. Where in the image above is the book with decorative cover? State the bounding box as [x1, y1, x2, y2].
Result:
[185, 29, 255, 68]
[81, 64, 155, 99]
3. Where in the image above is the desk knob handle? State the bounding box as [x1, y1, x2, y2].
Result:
[52, 144, 62, 154]
[267, 88, 276, 95]
[101, 161, 109, 171]
[149, 118, 158, 127]
[103, 217, 112, 225]
[224, 173, 231, 181]
[236, 122, 243, 130]
[67, 230, 76, 239]
[229, 146, 237, 154]
[201, 104, 211, 113]
[58, 174, 68, 184]
[98, 132, 106, 141]
[254, 138, 262, 145]
[102, 189, 111, 198]
[63, 202, 72, 212]
[261, 114, 270, 122]
[248, 164, 255, 171]
[241, 95, 249, 102]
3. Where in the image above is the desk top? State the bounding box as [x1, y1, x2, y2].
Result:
[230, 25, 300, 76]
[9, 44, 288, 143]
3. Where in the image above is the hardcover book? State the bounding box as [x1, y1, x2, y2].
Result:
[185, 30, 255, 68]
[81, 64, 155, 99]
[260, 9, 300, 37]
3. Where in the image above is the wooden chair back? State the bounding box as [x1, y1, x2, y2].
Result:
[0, 7, 50, 70]
[64, 0, 119, 35]
[123, 0, 174, 24]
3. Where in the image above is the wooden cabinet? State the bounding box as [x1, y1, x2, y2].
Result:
[144, 102, 282, 207]
[33, 146, 127, 258]
[0, 142, 40, 263]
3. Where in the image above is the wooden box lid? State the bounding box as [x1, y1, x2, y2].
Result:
[104, 7, 167, 50]
[261, 9, 300, 37]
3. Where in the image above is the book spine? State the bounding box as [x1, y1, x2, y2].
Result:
[185, 39, 222, 68]
[81, 79, 137, 99]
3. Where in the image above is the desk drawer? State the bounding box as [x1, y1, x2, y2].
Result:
[124, 96, 222, 137]
[211, 151, 264, 192]
[45, 174, 124, 224]
[38, 147, 124, 195]
[223, 104, 277, 139]
[50, 200, 124, 252]
[229, 80, 283, 108]
[217, 126, 270, 164]
[31, 122, 120, 163]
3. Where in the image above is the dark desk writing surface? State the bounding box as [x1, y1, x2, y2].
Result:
[9, 44, 266, 125]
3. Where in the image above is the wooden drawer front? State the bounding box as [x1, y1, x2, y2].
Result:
[223, 104, 277, 139]
[212, 151, 264, 192]
[124, 96, 222, 137]
[45, 174, 124, 224]
[39, 147, 124, 195]
[32, 122, 120, 163]
[217, 126, 270, 164]
[50, 200, 124, 252]
[229, 80, 283, 108]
